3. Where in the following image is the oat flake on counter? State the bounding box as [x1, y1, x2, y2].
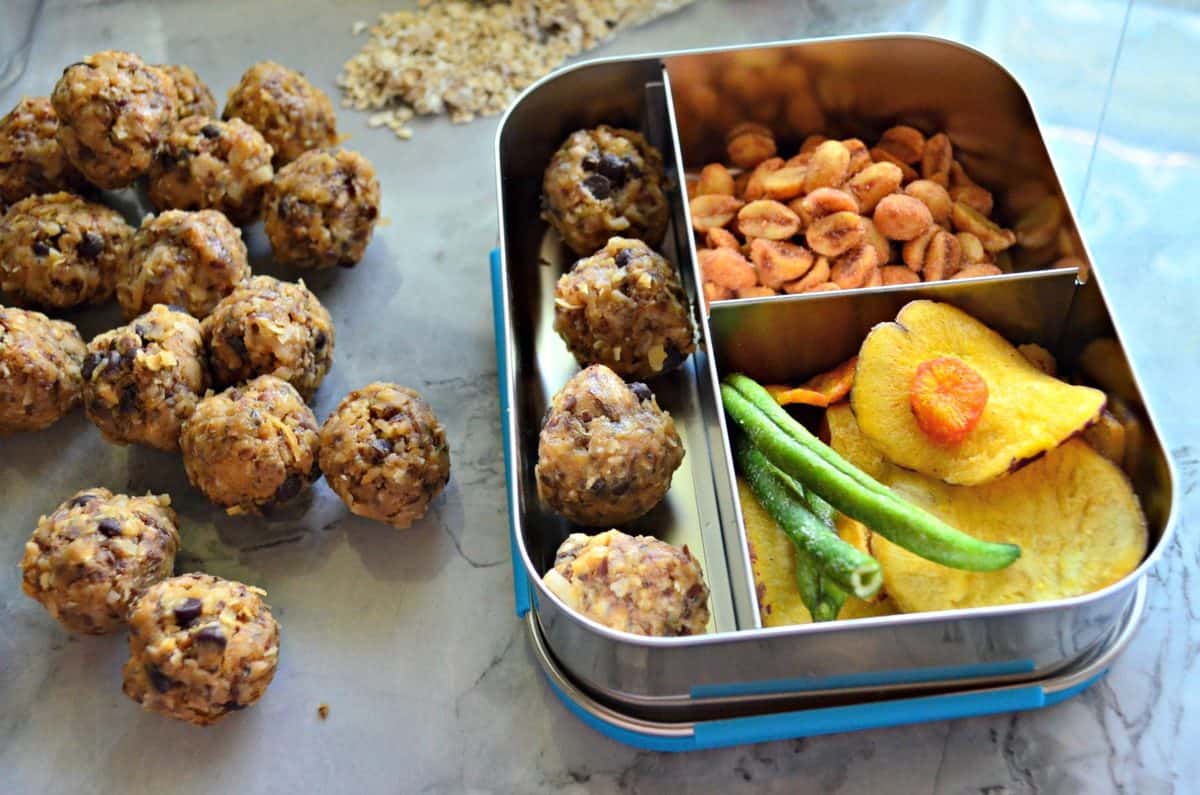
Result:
[338, 0, 695, 138]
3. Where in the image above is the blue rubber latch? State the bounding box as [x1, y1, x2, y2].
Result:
[490, 248, 532, 617]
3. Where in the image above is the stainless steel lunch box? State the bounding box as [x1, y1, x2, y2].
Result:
[491, 35, 1177, 744]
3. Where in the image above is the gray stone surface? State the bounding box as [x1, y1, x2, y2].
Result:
[1, 1, 1196, 792]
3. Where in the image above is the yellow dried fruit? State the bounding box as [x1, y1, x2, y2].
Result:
[904, 179, 952, 224]
[690, 194, 744, 232]
[878, 125, 926, 163]
[874, 194, 933, 241]
[737, 199, 801, 240]
[847, 161, 904, 214]
[805, 210, 865, 257]
[749, 239, 815, 288]
[804, 140, 851, 193]
[950, 202, 1015, 252]
[696, 163, 735, 196]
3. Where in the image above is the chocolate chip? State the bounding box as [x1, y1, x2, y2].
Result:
[273, 473, 303, 504]
[200, 123, 221, 139]
[582, 154, 600, 171]
[70, 493, 97, 508]
[146, 665, 173, 693]
[225, 334, 248, 357]
[582, 174, 611, 200]
[629, 382, 653, 403]
[195, 625, 227, 647]
[77, 232, 104, 259]
[96, 517, 122, 538]
[222, 699, 245, 711]
[370, 438, 393, 459]
[166, 304, 188, 314]
[598, 153, 629, 187]
[81, 353, 103, 380]
[611, 479, 631, 496]
[173, 598, 203, 628]
[31, 241, 49, 257]
[614, 249, 634, 268]
[337, 258, 358, 269]
[119, 384, 139, 412]
[106, 349, 122, 371]
[313, 330, 327, 351]
[588, 478, 607, 494]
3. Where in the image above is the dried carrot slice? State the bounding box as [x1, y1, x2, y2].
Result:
[909, 356, 989, 445]
[765, 384, 830, 408]
[802, 356, 858, 404]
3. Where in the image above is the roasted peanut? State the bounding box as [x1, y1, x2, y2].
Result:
[762, 166, 809, 200]
[736, 285, 777, 299]
[921, 230, 962, 281]
[878, 125, 926, 164]
[806, 282, 842, 293]
[799, 187, 859, 224]
[737, 200, 801, 240]
[864, 266, 883, 287]
[749, 239, 815, 288]
[874, 194, 933, 241]
[948, 159, 977, 189]
[843, 138, 871, 176]
[696, 163, 736, 196]
[727, 128, 777, 169]
[806, 211, 865, 257]
[690, 194, 744, 232]
[904, 179, 952, 224]
[950, 201, 1015, 252]
[706, 227, 741, 250]
[956, 232, 987, 264]
[869, 147, 918, 182]
[703, 281, 733, 303]
[1015, 195, 1064, 248]
[880, 265, 921, 285]
[783, 152, 812, 169]
[847, 161, 904, 214]
[783, 256, 831, 294]
[951, 184, 994, 216]
[698, 247, 757, 290]
[950, 263, 1003, 279]
[921, 132, 953, 185]
[862, 217, 892, 266]
[799, 134, 828, 154]
[733, 170, 751, 197]
[830, 246, 878, 289]
[726, 121, 773, 143]
[743, 157, 784, 200]
[804, 140, 851, 193]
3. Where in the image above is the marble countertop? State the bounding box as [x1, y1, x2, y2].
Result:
[2, 1, 1197, 792]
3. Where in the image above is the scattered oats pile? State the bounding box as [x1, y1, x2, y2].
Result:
[338, 0, 695, 139]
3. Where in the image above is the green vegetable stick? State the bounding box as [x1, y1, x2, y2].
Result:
[722, 383, 1020, 572]
[738, 438, 883, 600]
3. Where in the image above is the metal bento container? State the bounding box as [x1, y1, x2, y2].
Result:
[491, 35, 1177, 743]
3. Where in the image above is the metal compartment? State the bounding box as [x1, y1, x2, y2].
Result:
[493, 35, 1176, 724]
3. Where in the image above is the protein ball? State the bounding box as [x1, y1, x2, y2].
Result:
[223, 61, 337, 167]
[0, 306, 86, 433]
[118, 209, 250, 319]
[21, 488, 179, 635]
[180, 375, 320, 513]
[263, 148, 381, 269]
[542, 125, 669, 256]
[0, 97, 87, 206]
[543, 530, 710, 636]
[51, 50, 178, 189]
[147, 116, 275, 224]
[122, 573, 279, 725]
[319, 383, 450, 528]
[0, 191, 131, 309]
[555, 237, 695, 379]
[83, 304, 208, 452]
[156, 64, 217, 119]
[536, 365, 684, 526]
[202, 275, 334, 399]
